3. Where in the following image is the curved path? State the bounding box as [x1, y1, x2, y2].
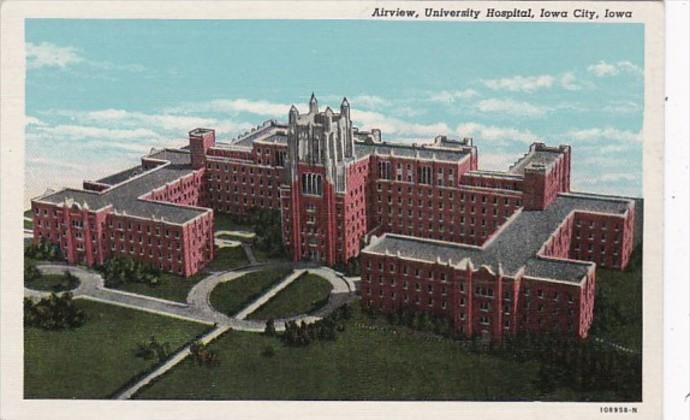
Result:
[27, 260, 359, 400]
[28, 263, 358, 332]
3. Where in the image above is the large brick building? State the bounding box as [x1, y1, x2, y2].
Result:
[31, 94, 636, 340]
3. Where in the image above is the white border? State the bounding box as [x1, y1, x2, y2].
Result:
[663, 2, 689, 420]
[0, 2, 670, 420]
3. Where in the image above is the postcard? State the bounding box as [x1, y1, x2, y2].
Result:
[0, 1, 666, 419]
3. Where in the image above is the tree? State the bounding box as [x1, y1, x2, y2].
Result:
[25, 238, 63, 261]
[264, 318, 276, 336]
[100, 256, 161, 288]
[24, 260, 41, 282]
[24, 293, 86, 330]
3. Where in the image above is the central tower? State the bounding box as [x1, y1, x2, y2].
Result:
[282, 94, 361, 265]
[287, 93, 355, 192]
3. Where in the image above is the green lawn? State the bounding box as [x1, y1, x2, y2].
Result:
[213, 213, 254, 233]
[204, 246, 249, 272]
[25, 274, 79, 292]
[590, 244, 643, 350]
[109, 272, 209, 303]
[24, 300, 207, 399]
[24, 219, 33, 229]
[247, 273, 333, 320]
[136, 305, 542, 400]
[210, 268, 292, 316]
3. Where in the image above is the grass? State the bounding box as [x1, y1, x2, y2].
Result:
[204, 246, 249, 272]
[24, 219, 33, 229]
[252, 247, 291, 264]
[136, 305, 542, 400]
[213, 213, 254, 233]
[109, 272, 209, 303]
[590, 244, 643, 350]
[26, 274, 78, 292]
[247, 273, 333, 320]
[24, 300, 207, 399]
[210, 268, 292, 317]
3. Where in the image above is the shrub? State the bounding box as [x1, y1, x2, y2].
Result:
[189, 341, 220, 367]
[25, 238, 63, 261]
[135, 336, 171, 362]
[98, 256, 161, 288]
[249, 209, 286, 258]
[24, 260, 41, 282]
[264, 318, 276, 336]
[24, 293, 86, 330]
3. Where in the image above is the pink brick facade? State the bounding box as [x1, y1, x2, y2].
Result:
[31, 94, 636, 343]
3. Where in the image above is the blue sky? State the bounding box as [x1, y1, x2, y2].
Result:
[25, 20, 644, 206]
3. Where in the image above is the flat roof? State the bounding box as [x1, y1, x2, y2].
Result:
[354, 141, 471, 163]
[362, 192, 633, 283]
[509, 150, 562, 175]
[36, 149, 209, 224]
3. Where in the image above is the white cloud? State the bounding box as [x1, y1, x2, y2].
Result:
[476, 98, 548, 117]
[29, 124, 163, 142]
[455, 122, 539, 144]
[351, 95, 391, 109]
[564, 127, 642, 143]
[26, 156, 83, 171]
[44, 108, 254, 137]
[351, 109, 449, 138]
[206, 99, 291, 116]
[560, 72, 581, 91]
[25, 116, 46, 126]
[429, 89, 479, 104]
[477, 153, 517, 171]
[26, 42, 83, 69]
[482, 75, 555, 93]
[602, 100, 641, 114]
[587, 60, 642, 77]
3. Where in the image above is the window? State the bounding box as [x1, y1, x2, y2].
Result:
[301, 173, 323, 195]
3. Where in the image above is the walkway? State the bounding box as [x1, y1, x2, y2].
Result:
[28, 263, 358, 332]
[114, 325, 230, 400]
[234, 269, 306, 320]
[27, 260, 359, 399]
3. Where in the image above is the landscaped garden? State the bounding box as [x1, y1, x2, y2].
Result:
[24, 300, 208, 399]
[210, 268, 292, 317]
[247, 273, 332, 320]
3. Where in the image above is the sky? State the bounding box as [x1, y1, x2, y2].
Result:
[25, 20, 644, 207]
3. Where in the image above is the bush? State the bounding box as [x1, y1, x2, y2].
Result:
[264, 318, 276, 336]
[24, 293, 86, 330]
[281, 314, 340, 347]
[249, 209, 286, 258]
[98, 256, 161, 288]
[24, 260, 41, 282]
[135, 336, 171, 362]
[25, 238, 63, 261]
[189, 341, 220, 367]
